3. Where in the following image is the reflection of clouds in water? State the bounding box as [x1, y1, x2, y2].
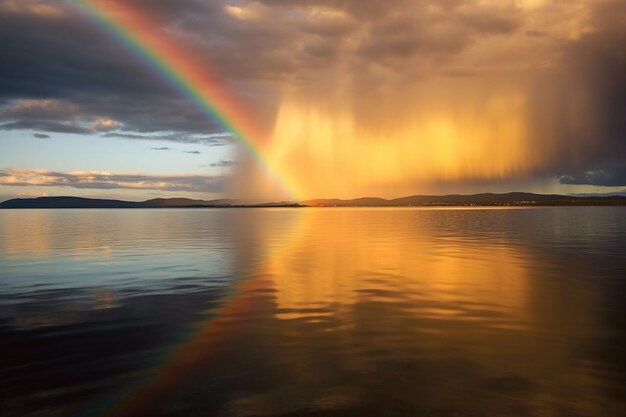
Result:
[1, 210, 53, 259]
[7, 288, 118, 329]
[1, 210, 112, 260]
[0, 208, 624, 416]
[92, 288, 117, 310]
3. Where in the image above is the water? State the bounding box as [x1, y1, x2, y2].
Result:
[1, 207, 625, 417]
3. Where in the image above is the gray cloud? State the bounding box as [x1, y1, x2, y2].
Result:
[0, 1, 527, 106]
[150, 147, 170, 151]
[559, 167, 626, 187]
[0, 168, 227, 193]
[0, 120, 93, 134]
[355, 3, 520, 63]
[0, 2, 244, 139]
[33, 133, 50, 139]
[0, 0, 529, 137]
[0, 98, 79, 120]
[532, 1, 626, 184]
[185, 150, 201, 155]
[102, 132, 233, 146]
[0, 0, 624, 195]
[210, 160, 236, 167]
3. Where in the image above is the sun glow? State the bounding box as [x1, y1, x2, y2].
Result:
[268, 86, 536, 198]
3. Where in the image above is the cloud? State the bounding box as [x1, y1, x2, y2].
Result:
[0, 0, 65, 17]
[0, 0, 624, 197]
[210, 160, 236, 167]
[0, 100, 123, 134]
[0, 1, 525, 106]
[0, 4, 239, 137]
[0, 169, 227, 193]
[532, 0, 626, 184]
[559, 167, 626, 187]
[150, 147, 171, 151]
[0, 99, 79, 120]
[0, 120, 93, 134]
[89, 117, 119, 131]
[33, 133, 50, 139]
[102, 132, 233, 146]
[185, 150, 201, 154]
[0, 0, 531, 139]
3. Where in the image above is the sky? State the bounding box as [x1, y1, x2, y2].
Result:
[0, 0, 624, 201]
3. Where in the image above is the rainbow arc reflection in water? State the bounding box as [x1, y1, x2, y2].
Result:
[0, 208, 625, 416]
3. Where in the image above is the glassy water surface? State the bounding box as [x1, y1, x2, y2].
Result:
[1, 208, 625, 416]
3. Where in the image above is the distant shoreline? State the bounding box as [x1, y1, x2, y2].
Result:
[1, 193, 625, 209]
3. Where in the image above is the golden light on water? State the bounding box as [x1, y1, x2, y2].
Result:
[267, 209, 529, 323]
[1, 1, 626, 416]
[2, 210, 53, 259]
[2, 208, 623, 416]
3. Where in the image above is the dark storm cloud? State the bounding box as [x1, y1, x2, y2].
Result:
[0, 6, 166, 99]
[559, 168, 626, 187]
[0, 0, 624, 192]
[0, 0, 526, 137]
[538, 0, 626, 185]
[0, 120, 93, 134]
[0, 98, 79, 120]
[355, 2, 521, 61]
[33, 133, 50, 139]
[0, 1, 240, 137]
[0, 168, 227, 193]
[0, 0, 334, 138]
[0, 0, 525, 104]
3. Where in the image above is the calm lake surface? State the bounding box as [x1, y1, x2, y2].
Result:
[1, 207, 625, 417]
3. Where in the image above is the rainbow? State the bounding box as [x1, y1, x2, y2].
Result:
[70, 0, 297, 199]
[85, 275, 272, 417]
[77, 210, 309, 416]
